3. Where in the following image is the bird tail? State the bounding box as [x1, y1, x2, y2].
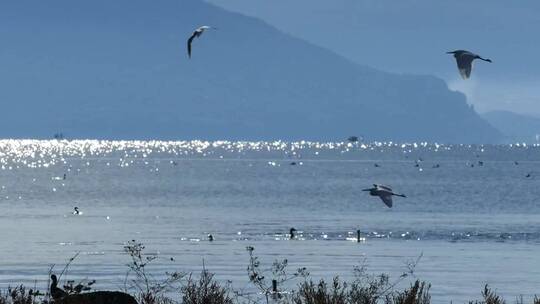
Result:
[395, 193, 407, 198]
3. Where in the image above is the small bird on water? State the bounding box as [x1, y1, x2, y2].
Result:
[362, 184, 406, 208]
[447, 50, 492, 79]
[289, 228, 297, 239]
[187, 25, 216, 58]
[73, 207, 82, 215]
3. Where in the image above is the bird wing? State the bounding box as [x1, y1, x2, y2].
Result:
[187, 33, 197, 58]
[377, 184, 393, 192]
[379, 195, 393, 208]
[456, 55, 474, 79]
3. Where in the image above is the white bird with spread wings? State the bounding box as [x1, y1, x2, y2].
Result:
[187, 25, 216, 58]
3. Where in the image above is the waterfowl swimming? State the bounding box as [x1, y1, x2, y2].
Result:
[289, 228, 297, 239]
[73, 207, 82, 215]
[362, 184, 406, 208]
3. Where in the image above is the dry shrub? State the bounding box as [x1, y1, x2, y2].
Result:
[468, 285, 505, 304]
[293, 277, 347, 304]
[385, 280, 430, 304]
[0, 286, 41, 304]
[181, 270, 233, 304]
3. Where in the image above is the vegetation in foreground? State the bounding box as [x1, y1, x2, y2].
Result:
[0, 241, 538, 304]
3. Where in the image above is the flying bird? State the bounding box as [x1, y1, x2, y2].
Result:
[187, 26, 215, 58]
[362, 184, 406, 208]
[447, 50, 492, 79]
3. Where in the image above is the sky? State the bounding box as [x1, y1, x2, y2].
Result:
[0, 0, 500, 142]
[207, 0, 540, 116]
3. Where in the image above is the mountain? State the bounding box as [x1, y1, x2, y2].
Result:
[482, 111, 540, 143]
[208, 0, 540, 79]
[208, 0, 540, 115]
[0, 0, 501, 142]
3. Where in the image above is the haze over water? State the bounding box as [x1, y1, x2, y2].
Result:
[1, 140, 540, 303]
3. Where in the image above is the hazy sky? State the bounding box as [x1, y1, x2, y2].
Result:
[208, 0, 540, 116]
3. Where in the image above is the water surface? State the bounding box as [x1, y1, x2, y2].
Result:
[1, 140, 539, 303]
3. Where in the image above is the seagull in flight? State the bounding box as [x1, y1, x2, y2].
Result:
[362, 184, 406, 208]
[187, 25, 216, 58]
[447, 50, 492, 79]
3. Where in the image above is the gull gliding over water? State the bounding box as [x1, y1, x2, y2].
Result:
[362, 184, 406, 208]
[187, 26, 216, 58]
[447, 50, 492, 79]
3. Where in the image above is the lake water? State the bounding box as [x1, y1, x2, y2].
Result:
[1, 140, 539, 303]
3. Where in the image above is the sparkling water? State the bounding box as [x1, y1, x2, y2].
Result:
[1, 140, 539, 303]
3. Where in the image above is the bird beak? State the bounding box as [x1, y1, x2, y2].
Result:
[362, 188, 371, 191]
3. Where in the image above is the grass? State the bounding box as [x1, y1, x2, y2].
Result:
[0, 242, 538, 304]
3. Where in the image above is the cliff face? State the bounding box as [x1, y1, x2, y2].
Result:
[0, 0, 501, 142]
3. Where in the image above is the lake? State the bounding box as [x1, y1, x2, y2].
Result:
[1, 140, 539, 303]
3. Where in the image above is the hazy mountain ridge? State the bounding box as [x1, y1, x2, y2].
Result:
[208, 0, 540, 115]
[0, 0, 500, 142]
[482, 111, 540, 143]
[207, 0, 540, 79]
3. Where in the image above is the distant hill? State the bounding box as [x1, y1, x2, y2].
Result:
[482, 111, 540, 143]
[208, 0, 540, 79]
[208, 0, 540, 116]
[0, 0, 501, 142]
